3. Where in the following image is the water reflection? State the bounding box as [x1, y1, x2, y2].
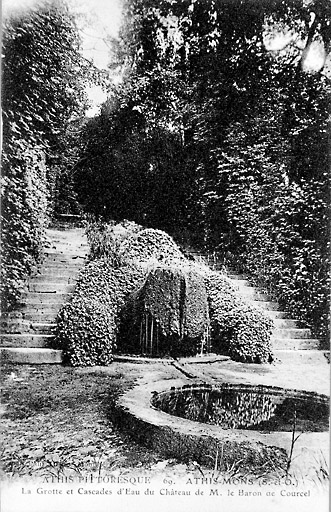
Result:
[151, 385, 329, 432]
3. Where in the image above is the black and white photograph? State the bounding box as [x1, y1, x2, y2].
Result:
[1, 0, 330, 511]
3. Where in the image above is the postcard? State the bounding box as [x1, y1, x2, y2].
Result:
[1, 0, 329, 511]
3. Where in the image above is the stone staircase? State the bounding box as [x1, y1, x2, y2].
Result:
[0, 226, 88, 364]
[186, 250, 328, 364]
[226, 270, 328, 364]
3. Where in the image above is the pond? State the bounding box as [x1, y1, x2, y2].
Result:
[151, 383, 329, 432]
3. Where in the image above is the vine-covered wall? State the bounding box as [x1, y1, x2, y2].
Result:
[1, 0, 92, 311]
[1, 143, 49, 310]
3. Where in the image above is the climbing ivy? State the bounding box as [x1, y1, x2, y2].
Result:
[1, 0, 96, 311]
[219, 74, 330, 343]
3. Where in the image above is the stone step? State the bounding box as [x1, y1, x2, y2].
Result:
[0, 320, 56, 334]
[250, 300, 280, 311]
[43, 253, 86, 263]
[0, 333, 55, 348]
[19, 303, 63, 313]
[45, 232, 85, 241]
[272, 338, 320, 350]
[45, 239, 87, 247]
[0, 226, 86, 365]
[23, 292, 71, 304]
[20, 305, 63, 316]
[28, 283, 75, 293]
[241, 291, 274, 301]
[40, 260, 84, 270]
[28, 322, 57, 333]
[273, 350, 329, 365]
[44, 243, 87, 251]
[23, 292, 70, 304]
[272, 328, 312, 339]
[272, 318, 300, 328]
[32, 267, 82, 278]
[0, 348, 63, 364]
[38, 261, 83, 268]
[44, 241, 87, 249]
[48, 240, 88, 248]
[225, 267, 324, 354]
[264, 310, 287, 319]
[48, 213, 81, 222]
[1, 308, 59, 320]
[41, 261, 84, 269]
[234, 286, 256, 296]
[43, 254, 87, 262]
[230, 279, 254, 288]
[30, 275, 78, 284]
[21, 310, 61, 322]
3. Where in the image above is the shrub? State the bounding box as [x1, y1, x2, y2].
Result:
[54, 259, 146, 366]
[85, 218, 143, 263]
[205, 272, 273, 363]
[118, 228, 186, 266]
[55, 297, 116, 366]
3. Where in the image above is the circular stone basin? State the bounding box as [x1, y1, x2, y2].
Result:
[151, 383, 329, 432]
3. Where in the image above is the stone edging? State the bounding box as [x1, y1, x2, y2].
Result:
[113, 377, 329, 469]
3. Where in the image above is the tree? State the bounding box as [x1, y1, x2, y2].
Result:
[74, 0, 330, 341]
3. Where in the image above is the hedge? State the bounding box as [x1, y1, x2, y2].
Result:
[205, 272, 273, 363]
[54, 259, 146, 366]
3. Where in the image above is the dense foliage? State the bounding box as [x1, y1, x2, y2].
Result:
[206, 273, 273, 363]
[118, 265, 210, 357]
[56, 221, 272, 365]
[74, 0, 330, 344]
[55, 258, 146, 366]
[118, 228, 186, 265]
[1, 0, 95, 311]
[85, 218, 143, 263]
[216, 70, 330, 342]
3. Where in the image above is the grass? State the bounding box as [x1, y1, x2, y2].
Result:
[1, 361, 328, 490]
[1, 362, 164, 480]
